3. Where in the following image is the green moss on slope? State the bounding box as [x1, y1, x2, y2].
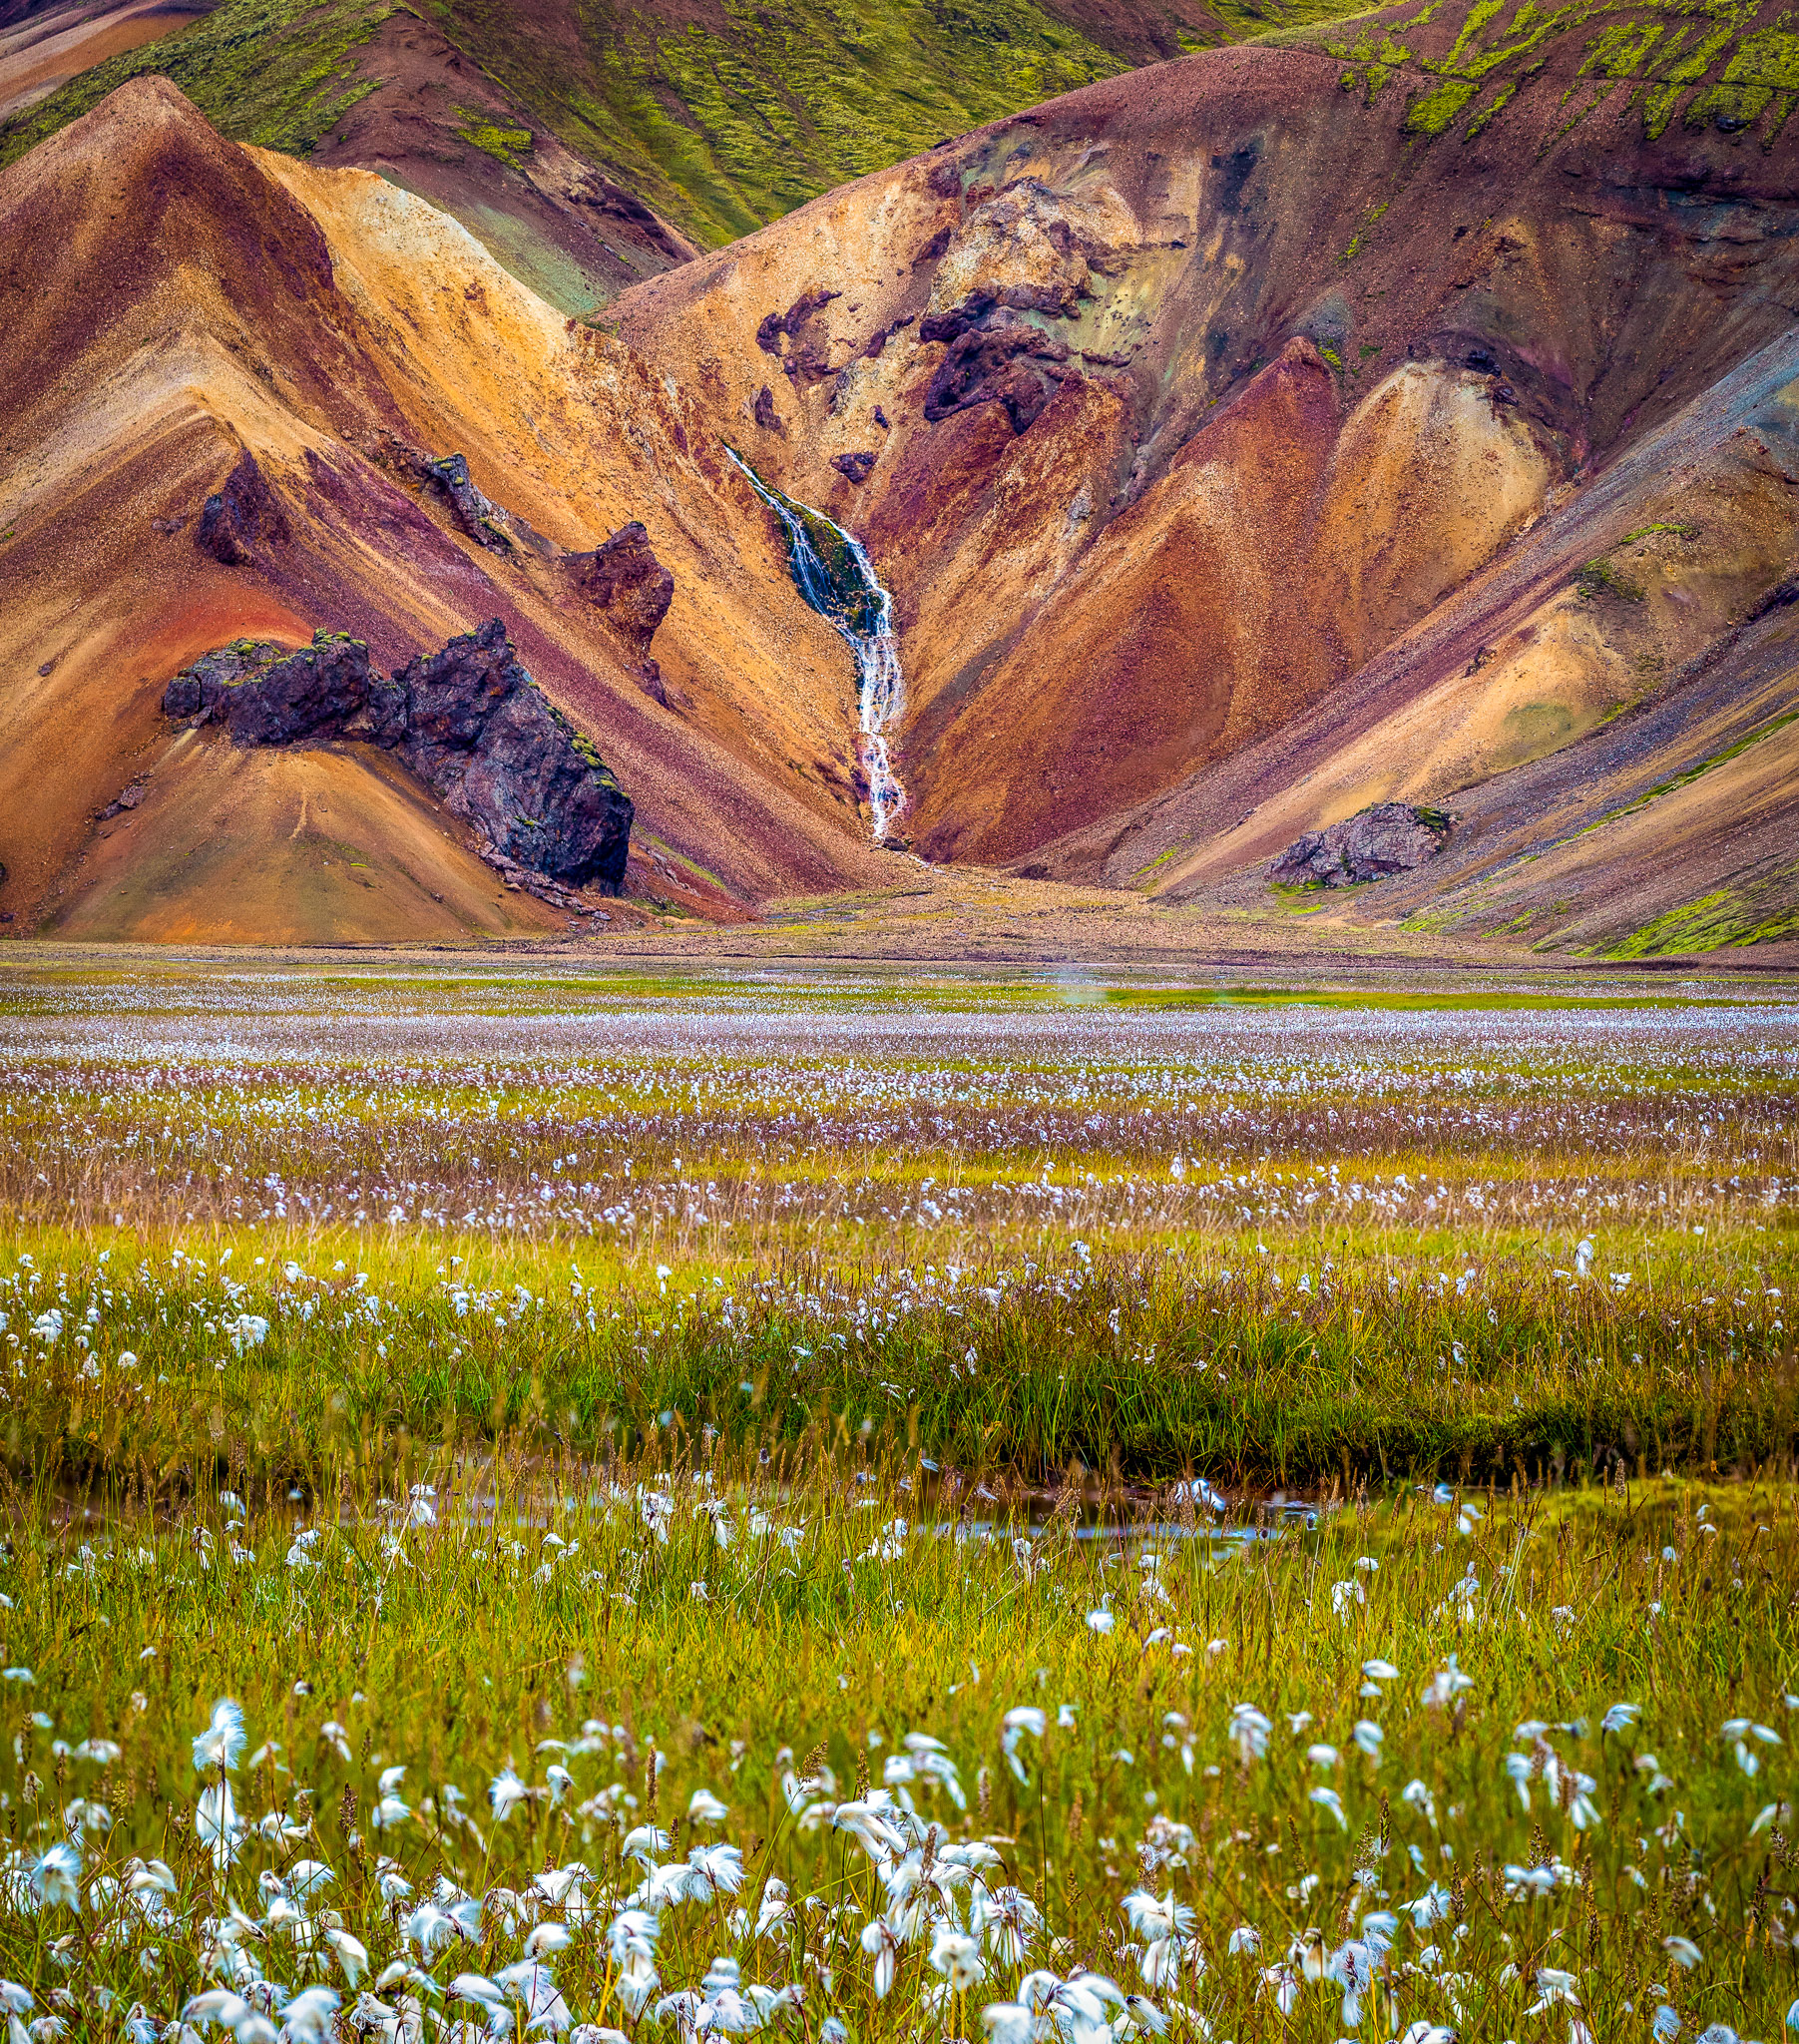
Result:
[423, 0, 1143, 244]
[0, 0, 393, 170]
[1609, 873, 1799, 955]
[455, 114, 535, 165]
[1314, 0, 1799, 151]
[0, 0, 1392, 248]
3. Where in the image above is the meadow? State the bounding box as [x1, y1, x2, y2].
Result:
[0, 960, 1796, 2042]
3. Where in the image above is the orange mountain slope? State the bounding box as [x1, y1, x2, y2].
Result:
[10, 0, 1799, 956]
[616, 0, 1799, 954]
[0, 77, 893, 943]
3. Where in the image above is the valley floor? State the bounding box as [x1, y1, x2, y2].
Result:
[1, 955, 1796, 2039]
[12, 867, 1799, 982]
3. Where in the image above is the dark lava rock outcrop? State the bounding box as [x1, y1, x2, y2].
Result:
[425, 452, 506, 548]
[163, 631, 371, 744]
[421, 453, 559, 558]
[757, 286, 843, 385]
[570, 520, 675, 707]
[573, 521, 674, 650]
[1269, 803, 1451, 888]
[921, 307, 1078, 433]
[163, 621, 633, 891]
[393, 619, 632, 888]
[195, 449, 290, 567]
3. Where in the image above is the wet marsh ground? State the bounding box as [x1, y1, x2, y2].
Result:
[3, 955, 1799, 2040]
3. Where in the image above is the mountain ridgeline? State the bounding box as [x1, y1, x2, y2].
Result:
[0, 0, 1377, 307]
[0, 0, 1797, 956]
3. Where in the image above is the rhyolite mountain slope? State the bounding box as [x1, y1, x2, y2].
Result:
[615, 0, 1799, 955]
[0, 0, 1378, 296]
[0, 76, 895, 942]
[0, 0, 700, 315]
[6, 0, 1799, 955]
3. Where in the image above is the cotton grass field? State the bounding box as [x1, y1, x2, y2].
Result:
[3, 959, 1799, 2043]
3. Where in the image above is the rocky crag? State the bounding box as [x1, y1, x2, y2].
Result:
[1269, 804, 1452, 890]
[165, 619, 634, 895]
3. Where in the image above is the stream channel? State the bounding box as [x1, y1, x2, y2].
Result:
[728, 449, 907, 842]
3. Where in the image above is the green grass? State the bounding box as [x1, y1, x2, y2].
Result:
[0, 0, 394, 171]
[10, 1224, 1799, 1494]
[5, 1456, 1799, 2035]
[1612, 881, 1799, 960]
[0, 963, 1794, 1494]
[0, 964, 1796, 2035]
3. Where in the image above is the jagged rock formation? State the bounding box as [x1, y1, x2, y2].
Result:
[163, 621, 634, 892]
[194, 448, 289, 567]
[407, 454, 679, 699]
[574, 522, 674, 651]
[393, 619, 632, 891]
[572, 521, 675, 706]
[1269, 804, 1451, 889]
[423, 453, 509, 550]
[165, 631, 372, 741]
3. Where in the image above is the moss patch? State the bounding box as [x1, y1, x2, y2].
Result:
[423, 0, 1144, 246]
[456, 114, 535, 166]
[0, 0, 1386, 250]
[1609, 869, 1799, 956]
[0, 0, 393, 170]
[1404, 71, 1480, 129]
[1575, 556, 1647, 602]
[1315, 0, 1799, 151]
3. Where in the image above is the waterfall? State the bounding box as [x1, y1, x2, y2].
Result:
[727, 449, 907, 842]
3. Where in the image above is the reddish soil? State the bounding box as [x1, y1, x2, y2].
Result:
[0, 0, 195, 119]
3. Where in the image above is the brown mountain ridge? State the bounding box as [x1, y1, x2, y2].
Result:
[2, 0, 1798, 954]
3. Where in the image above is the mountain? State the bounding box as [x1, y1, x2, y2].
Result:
[3, 0, 1799, 956]
[0, 0, 1378, 301]
[0, 0, 699, 315]
[616, 0, 1799, 955]
[0, 76, 892, 942]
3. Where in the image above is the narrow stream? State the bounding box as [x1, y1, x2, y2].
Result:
[728, 449, 907, 842]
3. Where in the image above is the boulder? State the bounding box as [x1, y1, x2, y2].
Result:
[161, 632, 372, 742]
[1269, 802, 1452, 888]
[572, 521, 674, 653]
[831, 451, 878, 484]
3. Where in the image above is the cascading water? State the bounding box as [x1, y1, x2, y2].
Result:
[727, 449, 907, 842]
